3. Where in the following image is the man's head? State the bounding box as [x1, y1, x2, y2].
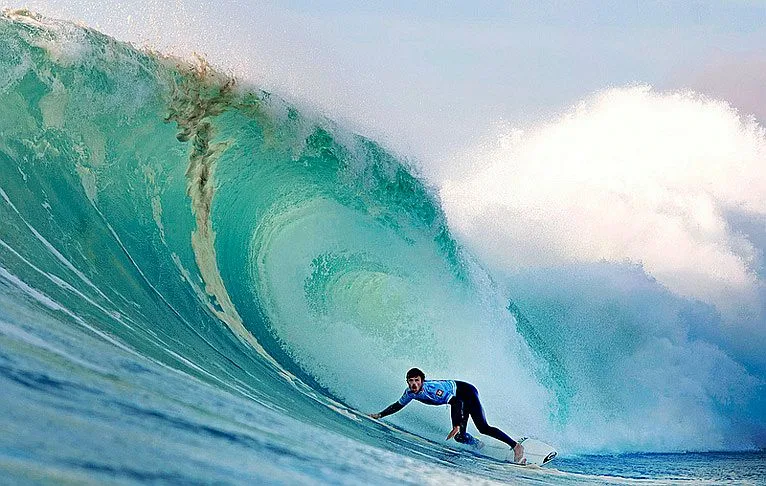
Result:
[406, 367, 425, 393]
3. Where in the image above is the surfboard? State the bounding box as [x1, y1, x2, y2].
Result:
[467, 436, 557, 466]
[515, 437, 557, 466]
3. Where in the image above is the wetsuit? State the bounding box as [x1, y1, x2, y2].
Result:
[449, 381, 517, 448]
[376, 380, 517, 448]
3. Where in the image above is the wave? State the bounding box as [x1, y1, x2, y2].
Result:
[0, 9, 763, 463]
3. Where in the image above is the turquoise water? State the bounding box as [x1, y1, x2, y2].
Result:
[1, 10, 764, 485]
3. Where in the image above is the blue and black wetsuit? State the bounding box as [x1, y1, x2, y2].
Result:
[376, 380, 517, 448]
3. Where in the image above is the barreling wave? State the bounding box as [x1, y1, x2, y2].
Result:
[0, 8, 543, 433]
[1, 10, 763, 471]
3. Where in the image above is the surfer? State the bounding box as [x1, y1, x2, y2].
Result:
[369, 367, 525, 463]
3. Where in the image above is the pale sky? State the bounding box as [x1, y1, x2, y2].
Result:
[20, 1, 766, 169]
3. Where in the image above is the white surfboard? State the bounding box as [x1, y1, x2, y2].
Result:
[515, 437, 557, 466]
[470, 436, 557, 466]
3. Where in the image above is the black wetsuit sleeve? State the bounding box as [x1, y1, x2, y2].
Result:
[378, 402, 405, 418]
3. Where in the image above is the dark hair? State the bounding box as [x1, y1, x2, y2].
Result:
[406, 367, 425, 380]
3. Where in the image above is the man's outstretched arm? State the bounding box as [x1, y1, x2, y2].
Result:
[369, 402, 404, 419]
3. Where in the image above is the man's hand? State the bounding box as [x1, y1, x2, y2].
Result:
[369, 413, 381, 419]
[446, 425, 461, 441]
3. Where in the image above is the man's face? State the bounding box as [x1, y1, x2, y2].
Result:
[407, 376, 423, 393]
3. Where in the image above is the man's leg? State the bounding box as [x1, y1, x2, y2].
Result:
[459, 384, 518, 447]
[465, 390, 525, 462]
[454, 382, 524, 461]
[449, 397, 471, 443]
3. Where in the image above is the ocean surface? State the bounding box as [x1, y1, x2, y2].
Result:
[1, 10, 764, 485]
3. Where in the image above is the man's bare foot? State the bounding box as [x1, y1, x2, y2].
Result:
[513, 443, 526, 464]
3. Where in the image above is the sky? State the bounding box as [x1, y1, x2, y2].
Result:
[17, 1, 766, 168]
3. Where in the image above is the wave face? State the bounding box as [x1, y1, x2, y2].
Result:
[0, 11, 764, 483]
[0, 11, 550, 482]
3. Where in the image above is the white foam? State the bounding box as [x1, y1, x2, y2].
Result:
[442, 86, 766, 317]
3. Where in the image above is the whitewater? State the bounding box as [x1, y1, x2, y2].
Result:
[0, 10, 764, 485]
